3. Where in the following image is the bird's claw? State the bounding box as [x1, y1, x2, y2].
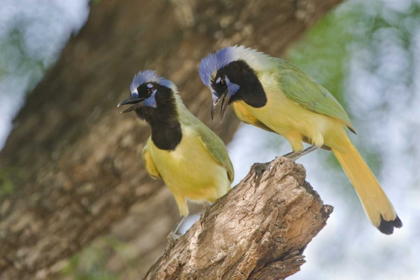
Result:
[166, 231, 181, 251]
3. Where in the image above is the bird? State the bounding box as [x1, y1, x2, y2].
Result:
[117, 70, 234, 236]
[198, 45, 402, 235]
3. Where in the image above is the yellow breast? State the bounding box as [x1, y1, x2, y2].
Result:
[148, 125, 230, 204]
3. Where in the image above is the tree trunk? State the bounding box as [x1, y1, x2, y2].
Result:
[0, 0, 342, 279]
[145, 157, 333, 280]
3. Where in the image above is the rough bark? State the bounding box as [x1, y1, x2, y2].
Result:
[145, 157, 333, 280]
[0, 0, 342, 279]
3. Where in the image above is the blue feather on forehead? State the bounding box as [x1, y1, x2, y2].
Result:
[199, 47, 240, 88]
[130, 70, 174, 93]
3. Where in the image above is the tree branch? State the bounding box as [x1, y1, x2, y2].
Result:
[145, 157, 333, 280]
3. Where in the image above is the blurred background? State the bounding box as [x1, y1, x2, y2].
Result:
[0, 0, 419, 279]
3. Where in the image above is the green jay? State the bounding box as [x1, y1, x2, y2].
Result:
[199, 46, 402, 234]
[118, 70, 234, 234]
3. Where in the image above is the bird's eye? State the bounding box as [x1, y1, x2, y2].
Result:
[146, 83, 153, 95]
[215, 76, 226, 87]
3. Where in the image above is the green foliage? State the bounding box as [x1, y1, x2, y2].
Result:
[0, 167, 26, 197]
[0, 170, 15, 196]
[62, 237, 123, 280]
[286, 11, 350, 105]
[0, 26, 47, 96]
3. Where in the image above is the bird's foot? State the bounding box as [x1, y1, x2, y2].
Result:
[165, 216, 186, 251]
[282, 145, 319, 161]
[166, 231, 182, 251]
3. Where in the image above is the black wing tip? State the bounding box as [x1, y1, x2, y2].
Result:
[378, 215, 403, 235]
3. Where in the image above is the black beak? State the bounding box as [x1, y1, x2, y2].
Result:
[211, 91, 230, 122]
[211, 98, 220, 121]
[117, 96, 145, 113]
[219, 94, 230, 123]
[210, 93, 230, 122]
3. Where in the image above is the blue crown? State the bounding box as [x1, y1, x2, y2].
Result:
[130, 70, 174, 93]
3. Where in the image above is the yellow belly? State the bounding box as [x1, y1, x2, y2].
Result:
[232, 87, 347, 151]
[148, 126, 230, 215]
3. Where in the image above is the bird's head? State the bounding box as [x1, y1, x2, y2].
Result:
[117, 70, 178, 122]
[199, 45, 271, 121]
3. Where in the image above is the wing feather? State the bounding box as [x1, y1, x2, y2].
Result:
[276, 59, 356, 133]
[142, 140, 161, 180]
[197, 126, 234, 183]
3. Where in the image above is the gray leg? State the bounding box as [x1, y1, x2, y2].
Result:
[167, 216, 186, 247]
[282, 145, 319, 161]
[172, 216, 186, 234]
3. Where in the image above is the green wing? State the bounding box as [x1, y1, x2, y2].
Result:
[276, 59, 356, 133]
[196, 124, 234, 183]
[142, 139, 161, 180]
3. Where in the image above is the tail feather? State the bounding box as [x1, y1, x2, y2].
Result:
[379, 216, 403, 235]
[332, 139, 402, 234]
